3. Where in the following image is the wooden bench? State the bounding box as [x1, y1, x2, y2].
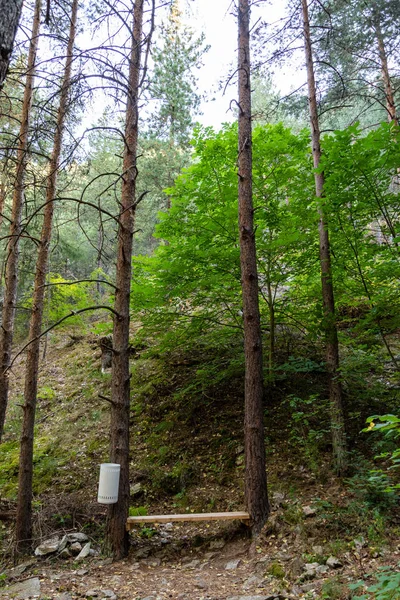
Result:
[126, 511, 250, 530]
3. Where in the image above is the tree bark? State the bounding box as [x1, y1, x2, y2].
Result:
[106, 0, 144, 560]
[237, 0, 269, 534]
[372, 10, 398, 125]
[0, 0, 42, 442]
[14, 0, 78, 551]
[0, 0, 24, 88]
[301, 0, 347, 475]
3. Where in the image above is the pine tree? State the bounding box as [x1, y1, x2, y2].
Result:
[237, 0, 269, 534]
[0, 0, 42, 442]
[147, 0, 208, 145]
[15, 0, 79, 551]
[0, 0, 24, 87]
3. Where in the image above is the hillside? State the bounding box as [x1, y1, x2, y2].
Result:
[0, 321, 399, 599]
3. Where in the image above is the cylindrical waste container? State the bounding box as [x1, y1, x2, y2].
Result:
[97, 463, 120, 504]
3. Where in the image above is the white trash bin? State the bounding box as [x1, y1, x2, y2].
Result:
[97, 463, 120, 504]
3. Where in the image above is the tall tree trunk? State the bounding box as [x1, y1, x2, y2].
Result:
[301, 0, 347, 475]
[373, 10, 398, 125]
[237, 0, 269, 534]
[15, 0, 78, 551]
[106, 0, 144, 560]
[0, 0, 42, 442]
[0, 0, 24, 88]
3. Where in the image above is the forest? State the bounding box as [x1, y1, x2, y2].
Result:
[0, 0, 399, 598]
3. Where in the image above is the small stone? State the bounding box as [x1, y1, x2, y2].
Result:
[70, 542, 82, 555]
[226, 596, 270, 600]
[184, 559, 200, 569]
[243, 575, 263, 589]
[56, 594, 73, 600]
[254, 557, 269, 575]
[5, 577, 41, 599]
[312, 545, 324, 556]
[302, 506, 316, 517]
[301, 582, 319, 592]
[67, 532, 89, 543]
[290, 556, 304, 577]
[301, 562, 320, 580]
[131, 562, 140, 570]
[100, 590, 117, 599]
[86, 590, 99, 597]
[194, 577, 208, 589]
[226, 559, 241, 570]
[272, 492, 285, 507]
[77, 542, 91, 560]
[163, 522, 174, 531]
[58, 535, 68, 552]
[135, 547, 150, 559]
[130, 483, 142, 496]
[326, 556, 343, 569]
[77, 569, 88, 576]
[316, 565, 329, 574]
[60, 548, 71, 559]
[34, 537, 60, 556]
[209, 539, 225, 550]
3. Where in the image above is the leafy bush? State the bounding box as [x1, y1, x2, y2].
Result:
[350, 565, 400, 599]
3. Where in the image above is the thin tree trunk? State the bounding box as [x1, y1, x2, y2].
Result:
[373, 11, 398, 126]
[237, 0, 269, 534]
[0, 0, 41, 442]
[106, 0, 144, 560]
[15, 0, 78, 551]
[0, 0, 24, 88]
[301, 0, 347, 476]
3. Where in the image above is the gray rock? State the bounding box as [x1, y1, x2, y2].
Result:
[67, 532, 90, 543]
[77, 569, 88, 576]
[301, 582, 319, 592]
[60, 548, 71, 559]
[227, 596, 270, 600]
[290, 556, 304, 577]
[4, 577, 41, 599]
[326, 556, 342, 569]
[184, 559, 200, 568]
[86, 590, 99, 597]
[100, 590, 117, 599]
[70, 542, 82, 555]
[56, 594, 73, 600]
[194, 577, 208, 589]
[77, 542, 91, 560]
[302, 562, 320, 580]
[226, 558, 242, 570]
[34, 536, 60, 556]
[135, 547, 150, 559]
[243, 575, 263, 589]
[254, 557, 269, 575]
[209, 539, 225, 550]
[302, 506, 316, 517]
[312, 545, 324, 556]
[316, 565, 329, 574]
[58, 535, 68, 553]
[130, 483, 142, 496]
[272, 492, 285, 507]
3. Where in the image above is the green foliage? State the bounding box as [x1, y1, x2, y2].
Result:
[128, 506, 147, 517]
[362, 415, 400, 493]
[350, 565, 400, 599]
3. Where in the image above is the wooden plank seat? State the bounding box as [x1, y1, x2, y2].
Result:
[126, 511, 250, 530]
